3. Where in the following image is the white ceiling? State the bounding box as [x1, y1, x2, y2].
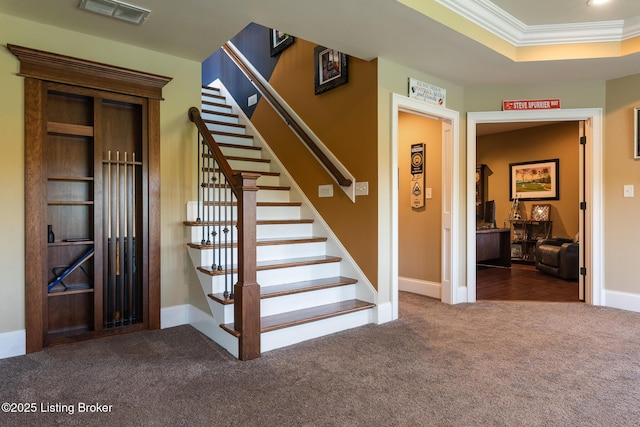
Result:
[2, 0, 640, 87]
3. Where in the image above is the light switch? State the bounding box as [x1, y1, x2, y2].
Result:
[248, 94, 258, 106]
[624, 184, 634, 198]
[425, 188, 432, 199]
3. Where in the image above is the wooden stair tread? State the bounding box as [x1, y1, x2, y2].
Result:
[202, 100, 231, 109]
[183, 218, 314, 226]
[217, 142, 260, 151]
[197, 255, 342, 276]
[201, 110, 238, 119]
[221, 300, 374, 335]
[188, 236, 327, 250]
[202, 85, 220, 91]
[201, 183, 290, 191]
[204, 153, 269, 163]
[203, 201, 302, 207]
[202, 168, 279, 177]
[208, 276, 358, 304]
[210, 130, 254, 140]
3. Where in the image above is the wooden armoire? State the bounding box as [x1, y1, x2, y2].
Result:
[9, 45, 171, 352]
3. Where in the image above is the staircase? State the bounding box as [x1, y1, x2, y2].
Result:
[185, 84, 376, 359]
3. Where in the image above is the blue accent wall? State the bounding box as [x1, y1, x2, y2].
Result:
[201, 23, 281, 118]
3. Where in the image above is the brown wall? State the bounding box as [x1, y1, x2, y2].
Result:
[250, 38, 379, 286]
[477, 122, 580, 239]
[398, 112, 442, 282]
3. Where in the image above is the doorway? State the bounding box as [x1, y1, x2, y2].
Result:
[467, 109, 604, 306]
[391, 94, 460, 318]
[475, 121, 582, 302]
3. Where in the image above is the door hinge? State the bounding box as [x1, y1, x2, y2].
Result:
[580, 267, 587, 276]
[580, 136, 587, 145]
[580, 201, 587, 210]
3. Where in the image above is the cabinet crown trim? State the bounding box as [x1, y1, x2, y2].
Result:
[7, 44, 172, 100]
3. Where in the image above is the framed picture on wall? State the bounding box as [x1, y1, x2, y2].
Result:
[270, 29, 295, 57]
[509, 159, 559, 200]
[314, 45, 348, 95]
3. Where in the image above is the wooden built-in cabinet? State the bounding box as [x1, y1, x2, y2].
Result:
[9, 45, 171, 352]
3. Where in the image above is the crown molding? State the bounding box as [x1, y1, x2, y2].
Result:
[436, 0, 640, 46]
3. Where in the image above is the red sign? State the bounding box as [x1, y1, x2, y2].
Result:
[502, 99, 561, 111]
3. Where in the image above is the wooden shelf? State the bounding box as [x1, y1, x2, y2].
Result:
[48, 241, 93, 247]
[48, 287, 94, 297]
[47, 121, 93, 137]
[48, 176, 94, 182]
[48, 201, 94, 205]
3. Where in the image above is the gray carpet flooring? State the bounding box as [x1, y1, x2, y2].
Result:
[1, 292, 639, 426]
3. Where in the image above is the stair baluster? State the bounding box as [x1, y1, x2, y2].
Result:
[189, 106, 260, 360]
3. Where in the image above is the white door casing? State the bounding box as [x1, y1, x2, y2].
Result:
[466, 109, 604, 306]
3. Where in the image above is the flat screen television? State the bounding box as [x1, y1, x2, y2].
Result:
[484, 200, 496, 228]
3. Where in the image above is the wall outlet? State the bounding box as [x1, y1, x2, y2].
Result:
[248, 94, 258, 107]
[318, 184, 334, 198]
[355, 181, 368, 196]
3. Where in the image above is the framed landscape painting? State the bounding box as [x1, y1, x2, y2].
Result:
[509, 159, 559, 200]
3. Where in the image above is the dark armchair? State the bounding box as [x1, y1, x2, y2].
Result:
[535, 237, 579, 281]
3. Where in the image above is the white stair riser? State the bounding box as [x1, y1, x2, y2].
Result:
[198, 261, 342, 292]
[219, 146, 261, 159]
[257, 189, 290, 203]
[256, 175, 281, 187]
[201, 87, 221, 96]
[202, 104, 233, 114]
[257, 223, 313, 239]
[201, 111, 238, 124]
[186, 203, 302, 222]
[257, 262, 341, 286]
[228, 159, 271, 172]
[258, 205, 301, 220]
[189, 222, 312, 243]
[211, 133, 254, 146]
[206, 122, 247, 135]
[261, 308, 374, 353]
[190, 241, 327, 266]
[261, 285, 356, 316]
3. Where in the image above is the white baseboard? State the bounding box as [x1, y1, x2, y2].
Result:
[0, 329, 26, 359]
[375, 301, 394, 323]
[604, 290, 640, 313]
[399, 276, 441, 300]
[161, 304, 189, 329]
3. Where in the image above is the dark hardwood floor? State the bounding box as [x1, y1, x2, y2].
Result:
[476, 263, 581, 302]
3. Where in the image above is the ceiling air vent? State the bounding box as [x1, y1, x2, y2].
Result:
[78, 0, 150, 25]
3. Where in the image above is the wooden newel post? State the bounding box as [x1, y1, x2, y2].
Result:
[233, 172, 261, 360]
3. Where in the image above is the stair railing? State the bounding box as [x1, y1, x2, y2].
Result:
[221, 43, 353, 188]
[188, 106, 261, 360]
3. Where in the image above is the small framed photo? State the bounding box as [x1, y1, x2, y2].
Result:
[270, 29, 294, 57]
[314, 45, 348, 95]
[509, 159, 559, 200]
[531, 204, 550, 221]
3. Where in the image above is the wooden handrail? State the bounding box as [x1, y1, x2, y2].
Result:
[188, 107, 240, 190]
[221, 43, 353, 188]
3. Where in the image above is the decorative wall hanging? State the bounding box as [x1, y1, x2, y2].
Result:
[509, 158, 559, 200]
[531, 204, 551, 221]
[270, 29, 295, 57]
[314, 45, 348, 94]
[410, 143, 425, 209]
